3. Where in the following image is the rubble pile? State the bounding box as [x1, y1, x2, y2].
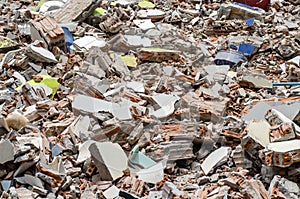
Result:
[0, 0, 299, 198]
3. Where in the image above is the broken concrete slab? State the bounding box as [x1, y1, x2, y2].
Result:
[30, 16, 65, 51]
[54, 0, 102, 23]
[242, 99, 300, 122]
[17, 174, 44, 189]
[72, 94, 113, 114]
[126, 81, 145, 93]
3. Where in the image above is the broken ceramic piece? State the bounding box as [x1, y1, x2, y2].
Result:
[39, 1, 64, 14]
[76, 140, 95, 163]
[72, 36, 107, 51]
[150, 94, 180, 119]
[129, 145, 156, 169]
[103, 185, 120, 199]
[126, 81, 145, 93]
[25, 45, 58, 63]
[201, 147, 231, 175]
[137, 162, 164, 184]
[89, 142, 128, 181]
[246, 120, 270, 147]
[137, 9, 166, 20]
[218, 3, 266, 21]
[239, 75, 272, 89]
[133, 19, 155, 31]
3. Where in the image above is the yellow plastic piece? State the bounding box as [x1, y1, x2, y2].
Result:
[93, 8, 107, 16]
[110, 1, 117, 6]
[16, 75, 59, 98]
[138, 0, 155, 8]
[32, 1, 45, 12]
[119, 55, 138, 68]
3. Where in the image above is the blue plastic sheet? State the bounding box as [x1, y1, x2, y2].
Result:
[214, 51, 246, 67]
[61, 27, 74, 53]
[244, 18, 255, 27]
[238, 43, 257, 56]
[272, 82, 300, 87]
[230, 45, 238, 50]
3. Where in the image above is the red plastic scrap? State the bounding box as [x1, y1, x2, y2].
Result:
[233, 0, 270, 11]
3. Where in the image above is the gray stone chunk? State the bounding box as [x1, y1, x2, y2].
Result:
[0, 140, 14, 164]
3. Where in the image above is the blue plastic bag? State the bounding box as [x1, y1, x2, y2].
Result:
[61, 27, 74, 53]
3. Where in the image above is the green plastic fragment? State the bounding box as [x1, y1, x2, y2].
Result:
[138, 0, 155, 8]
[129, 145, 156, 169]
[16, 75, 59, 99]
[93, 8, 107, 16]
